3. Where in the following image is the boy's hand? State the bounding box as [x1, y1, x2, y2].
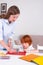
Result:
[30, 49, 39, 53]
[8, 49, 16, 53]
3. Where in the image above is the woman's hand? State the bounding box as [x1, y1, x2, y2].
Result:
[8, 38, 17, 53]
[8, 38, 12, 48]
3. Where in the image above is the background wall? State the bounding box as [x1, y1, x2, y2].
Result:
[0, 0, 43, 36]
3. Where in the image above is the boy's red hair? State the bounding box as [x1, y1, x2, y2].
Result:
[20, 35, 32, 46]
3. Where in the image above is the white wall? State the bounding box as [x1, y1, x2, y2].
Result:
[0, 0, 43, 36]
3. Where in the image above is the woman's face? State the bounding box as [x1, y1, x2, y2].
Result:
[8, 14, 20, 23]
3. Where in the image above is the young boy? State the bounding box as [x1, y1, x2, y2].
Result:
[8, 35, 39, 53]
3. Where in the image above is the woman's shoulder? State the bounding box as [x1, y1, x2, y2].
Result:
[0, 19, 3, 23]
[0, 19, 7, 23]
[0, 19, 7, 25]
[0, 18, 5, 22]
[0, 18, 3, 20]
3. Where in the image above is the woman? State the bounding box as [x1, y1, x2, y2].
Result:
[0, 5, 20, 52]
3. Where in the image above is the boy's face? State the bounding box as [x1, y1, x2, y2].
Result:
[22, 43, 29, 49]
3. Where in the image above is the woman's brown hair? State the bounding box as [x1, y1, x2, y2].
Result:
[5, 5, 20, 19]
[20, 35, 32, 46]
[0, 14, 6, 18]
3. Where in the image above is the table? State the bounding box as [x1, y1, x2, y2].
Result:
[0, 55, 37, 65]
[0, 51, 43, 65]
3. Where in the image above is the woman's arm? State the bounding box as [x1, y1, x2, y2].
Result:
[0, 20, 16, 52]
